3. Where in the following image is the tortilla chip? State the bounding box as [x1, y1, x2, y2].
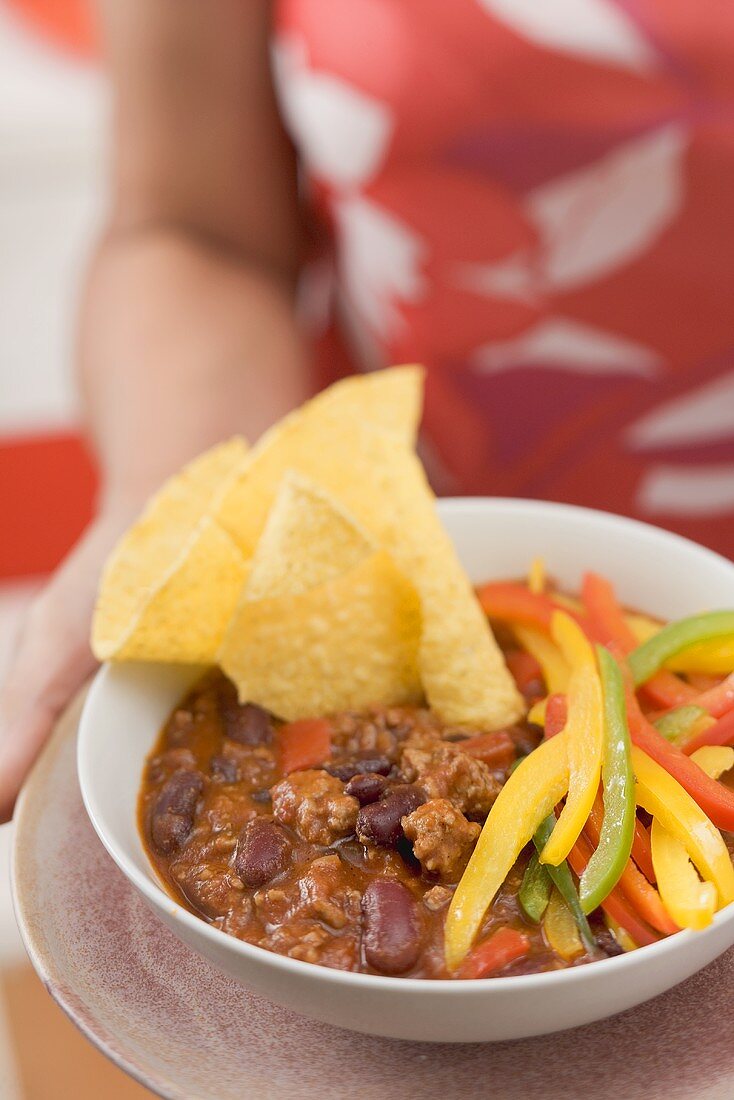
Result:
[92, 436, 248, 661]
[245, 471, 375, 601]
[216, 367, 423, 555]
[218, 420, 522, 728]
[93, 517, 248, 662]
[219, 550, 422, 721]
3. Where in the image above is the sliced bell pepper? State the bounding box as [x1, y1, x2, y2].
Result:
[477, 582, 594, 637]
[625, 613, 661, 645]
[687, 672, 734, 719]
[631, 819, 656, 884]
[629, 612, 734, 687]
[650, 818, 717, 932]
[682, 709, 734, 756]
[625, 680, 734, 830]
[540, 614, 603, 866]
[534, 814, 595, 951]
[505, 649, 544, 694]
[632, 746, 734, 907]
[689, 745, 734, 780]
[583, 795, 677, 934]
[567, 833, 659, 947]
[605, 915, 637, 952]
[528, 556, 546, 595]
[578, 648, 635, 914]
[519, 852, 552, 922]
[444, 732, 569, 971]
[544, 693, 568, 738]
[666, 637, 734, 675]
[543, 888, 584, 960]
[458, 927, 531, 980]
[654, 705, 712, 744]
[279, 718, 332, 774]
[581, 571, 696, 710]
[514, 625, 570, 695]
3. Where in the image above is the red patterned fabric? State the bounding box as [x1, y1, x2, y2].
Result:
[276, 0, 734, 557]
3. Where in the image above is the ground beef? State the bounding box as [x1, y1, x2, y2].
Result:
[329, 707, 443, 760]
[403, 799, 481, 882]
[399, 742, 501, 819]
[271, 770, 359, 845]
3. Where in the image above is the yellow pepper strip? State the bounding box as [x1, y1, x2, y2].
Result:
[632, 746, 734, 907]
[605, 915, 637, 952]
[543, 888, 584, 960]
[528, 557, 546, 595]
[650, 818, 717, 931]
[666, 638, 734, 675]
[553, 593, 584, 613]
[514, 625, 570, 694]
[528, 697, 547, 727]
[444, 732, 569, 971]
[540, 614, 603, 867]
[625, 613, 662, 644]
[690, 745, 734, 780]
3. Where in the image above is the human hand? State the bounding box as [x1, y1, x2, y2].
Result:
[0, 506, 139, 821]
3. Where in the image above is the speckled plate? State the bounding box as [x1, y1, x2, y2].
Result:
[11, 694, 734, 1100]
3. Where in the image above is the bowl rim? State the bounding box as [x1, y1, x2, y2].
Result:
[78, 495, 734, 997]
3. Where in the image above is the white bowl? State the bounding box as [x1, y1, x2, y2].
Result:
[78, 498, 734, 1043]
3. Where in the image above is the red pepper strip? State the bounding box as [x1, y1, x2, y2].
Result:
[545, 694, 568, 739]
[682, 708, 734, 756]
[279, 718, 332, 774]
[688, 673, 724, 692]
[581, 572, 696, 710]
[632, 820, 656, 884]
[477, 583, 596, 637]
[625, 682, 734, 830]
[567, 834, 660, 947]
[458, 927, 531, 980]
[505, 649, 543, 694]
[688, 673, 734, 720]
[460, 731, 517, 770]
[585, 796, 678, 935]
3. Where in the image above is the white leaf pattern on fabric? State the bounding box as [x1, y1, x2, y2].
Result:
[472, 318, 662, 376]
[529, 123, 687, 290]
[335, 195, 428, 338]
[273, 37, 392, 189]
[627, 370, 734, 450]
[476, 0, 655, 71]
[454, 125, 688, 302]
[638, 464, 734, 517]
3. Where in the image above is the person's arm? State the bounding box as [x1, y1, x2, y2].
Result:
[0, 0, 309, 819]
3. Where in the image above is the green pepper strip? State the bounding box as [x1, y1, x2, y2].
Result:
[519, 852, 552, 922]
[533, 815, 596, 952]
[629, 611, 734, 686]
[654, 705, 709, 744]
[578, 648, 636, 914]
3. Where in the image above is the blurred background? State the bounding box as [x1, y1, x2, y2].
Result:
[0, 2, 149, 1094]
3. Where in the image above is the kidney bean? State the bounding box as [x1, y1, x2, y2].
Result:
[151, 769, 204, 854]
[223, 700, 274, 745]
[345, 773, 389, 805]
[326, 755, 392, 782]
[356, 784, 425, 848]
[361, 879, 422, 974]
[209, 754, 239, 783]
[234, 819, 291, 887]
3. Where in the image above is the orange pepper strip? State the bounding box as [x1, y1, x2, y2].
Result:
[567, 834, 660, 947]
[585, 796, 678, 935]
[477, 583, 597, 638]
[581, 572, 697, 711]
